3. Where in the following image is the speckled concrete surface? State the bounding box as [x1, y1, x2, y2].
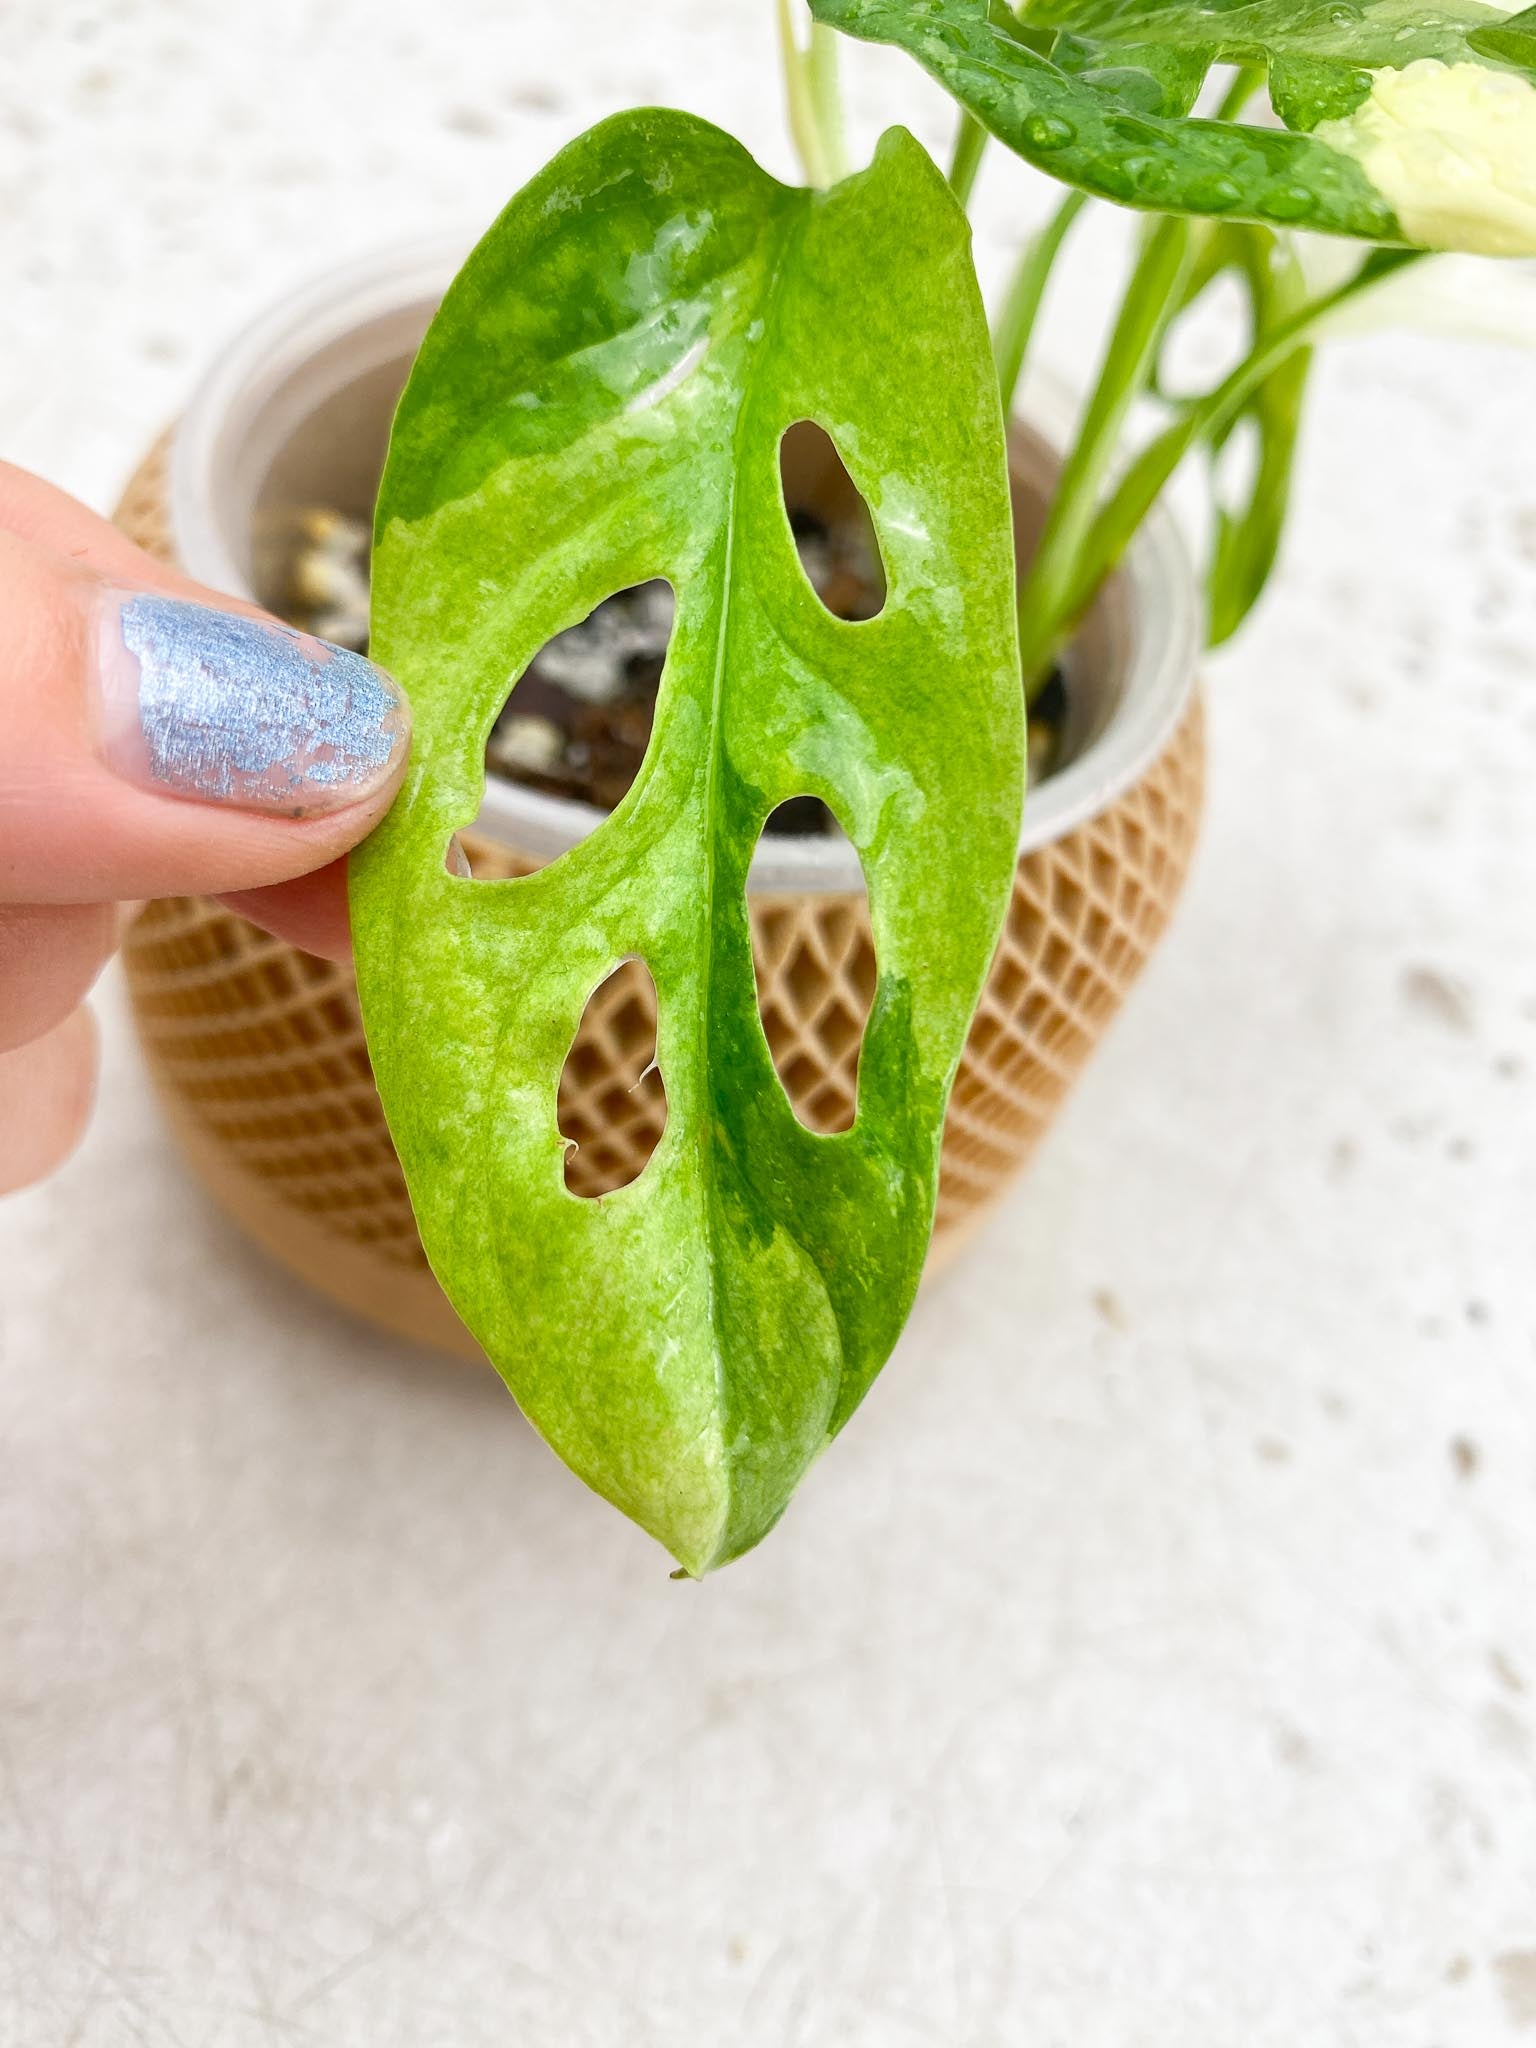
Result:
[4, 6, 1536, 2044]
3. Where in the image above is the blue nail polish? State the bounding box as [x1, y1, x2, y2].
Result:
[106, 593, 408, 814]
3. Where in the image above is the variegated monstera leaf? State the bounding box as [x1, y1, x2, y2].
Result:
[351, 112, 1024, 1575]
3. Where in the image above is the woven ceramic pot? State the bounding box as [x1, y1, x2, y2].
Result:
[117, 247, 1204, 1361]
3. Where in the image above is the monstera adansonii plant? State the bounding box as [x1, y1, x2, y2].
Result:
[352, 3, 1536, 1573]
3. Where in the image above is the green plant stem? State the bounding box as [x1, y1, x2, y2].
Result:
[993, 188, 1087, 416]
[777, 2, 848, 187]
[1213, 61, 1265, 120]
[1050, 249, 1423, 642]
[948, 111, 986, 205]
[1016, 214, 1194, 698]
[805, 24, 849, 181]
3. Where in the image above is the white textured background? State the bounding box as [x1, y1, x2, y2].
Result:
[4, 4, 1536, 2043]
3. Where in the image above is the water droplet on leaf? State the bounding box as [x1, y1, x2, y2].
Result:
[1257, 184, 1317, 220]
[1086, 152, 1137, 199]
[1022, 113, 1075, 150]
[1186, 172, 1242, 209]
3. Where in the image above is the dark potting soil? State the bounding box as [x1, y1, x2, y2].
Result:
[277, 506, 1068, 833]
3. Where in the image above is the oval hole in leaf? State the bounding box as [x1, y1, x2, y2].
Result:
[559, 958, 667, 1197]
[752, 806, 875, 1136]
[778, 422, 886, 621]
[485, 578, 675, 815]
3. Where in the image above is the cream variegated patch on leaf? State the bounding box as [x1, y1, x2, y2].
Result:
[811, 0, 1536, 252]
[350, 112, 1023, 1575]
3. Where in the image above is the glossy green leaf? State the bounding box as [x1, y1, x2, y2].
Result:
[1469, 5, 1536, 69]
[1027, 0, 1528, 121]
[811, 0, 1536, 252]
[351, 111, 1023, 1576]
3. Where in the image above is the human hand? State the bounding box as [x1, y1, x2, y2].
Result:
[0, 459, 410, 1196]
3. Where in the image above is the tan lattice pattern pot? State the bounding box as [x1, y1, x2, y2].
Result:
[113, 251, 1204, 1358]
[121, 719, 1202, 1358]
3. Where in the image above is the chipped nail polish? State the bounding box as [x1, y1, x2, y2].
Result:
[99, 591, 408, 815]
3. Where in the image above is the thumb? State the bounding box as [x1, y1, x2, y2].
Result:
[0, 525, 410, 905]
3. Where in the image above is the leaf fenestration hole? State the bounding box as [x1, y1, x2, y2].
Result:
[752, 806, 875, 1136]
[559, 957, 667, 1197]
[485, 578, 675, 817]
[778, 423, 886, 621]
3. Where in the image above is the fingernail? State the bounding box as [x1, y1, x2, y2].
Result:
[98, 590, 408, 816]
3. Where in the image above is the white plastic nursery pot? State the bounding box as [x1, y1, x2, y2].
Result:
[116, 245, 1205, 1361]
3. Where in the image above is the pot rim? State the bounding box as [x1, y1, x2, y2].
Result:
[171, 239, 1200, 894]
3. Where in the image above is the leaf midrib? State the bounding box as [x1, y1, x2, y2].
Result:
[693, 193, 814, 1563]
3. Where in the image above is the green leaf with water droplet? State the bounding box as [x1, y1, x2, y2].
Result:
[1027, 0, 1528, 123]
[351, 111, 1024, 1576]
[812, 0, 1536, 249]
